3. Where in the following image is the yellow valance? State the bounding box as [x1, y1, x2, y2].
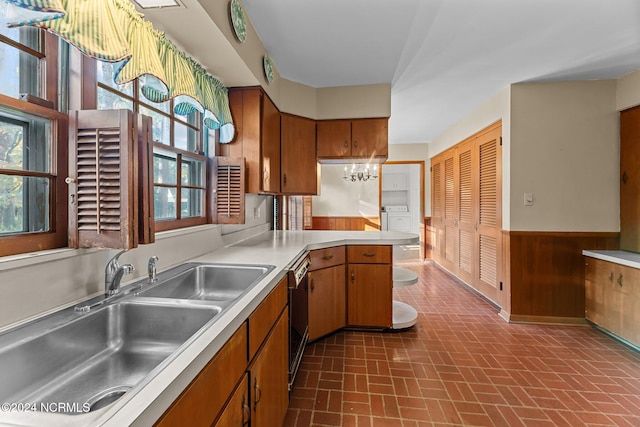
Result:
[4, 0, 235, 142]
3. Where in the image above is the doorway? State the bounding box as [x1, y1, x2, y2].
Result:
[379, 161, 425, 260]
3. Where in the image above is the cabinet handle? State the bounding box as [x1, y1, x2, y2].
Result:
[608, 272, 614, 282]
[242, 395, 251, 426]
[617, 273, 624, 287]
[322, 255, 334, 260]
[283, 173, 287, 186]
[344, 140, 349, 148]
[351, 271, 355, 283]
[363, 252, 376, 257]
[474, 223, 478, 230]
[310, 279, 315, 292]
[622, 171, 628, 184]
[253, 377, 261, 409]
[263, 168, 269, 182]
[354, 140, 358, 148]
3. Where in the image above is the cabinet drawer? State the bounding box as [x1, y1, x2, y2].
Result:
[156, 325, 247, 427]
[347, 245, 392, 264]
[248, 276, 288, 360]
[310, 246, 346, 271]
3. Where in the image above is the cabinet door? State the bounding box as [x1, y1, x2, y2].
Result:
[261, 94, 280, 193]
[441, 149, 458, 271]
[584, 258, 607, 326]
[281, 114, 318, 195]
[156, 325, 248, 427]
[351, 118, 388, 159]
[618, 264, 639, 344]
[620, 106, 640, 252]
[456, 140, 476, 285]
[317, 120, 351, 158]
[250, 308, 289, 427]
[347, 264, 392, 328]
[308, 265, 346, 341]
[213, 374, 250, 427]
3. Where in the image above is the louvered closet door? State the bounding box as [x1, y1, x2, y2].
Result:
[69, 110, 137, 249]
[210, 157, 245, 224]
[475, 127, 502, 301]
[430, 156, 445, 262]
[442, 150, 458, 270]
[456, 140, 477, 284]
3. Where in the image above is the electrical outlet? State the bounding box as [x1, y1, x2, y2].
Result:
[524, 192, 534, 206]
[253, 207, 260, 218]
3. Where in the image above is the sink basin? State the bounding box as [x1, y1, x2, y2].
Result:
[138, 262, 274, 301]
[0, 300, 220, 414]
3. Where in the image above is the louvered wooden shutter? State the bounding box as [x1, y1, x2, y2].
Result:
[303, 196, 313, 229]
[444, 157, 455, 219]
[69, 110, 137, 249]
[210, 157, 245, 224]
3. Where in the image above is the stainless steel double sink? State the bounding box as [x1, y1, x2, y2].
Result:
[0, 262, 274, 415]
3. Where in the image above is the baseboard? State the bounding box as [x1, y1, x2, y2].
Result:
[507, 314, 588, 326]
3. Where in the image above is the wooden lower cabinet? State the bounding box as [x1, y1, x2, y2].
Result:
[347, 264, 392, 327]
[156, 277, 289, 427]
[346, 245, 392, 328]
[308, 264, 346, 340]
[585, 257, 640, 346]
[213, 374, 250, 427]
[155, 325, 248, 427]
[250, 308, 289, 427]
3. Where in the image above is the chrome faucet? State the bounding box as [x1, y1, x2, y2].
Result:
[105, 250, 134, 296]
[148, 256, 159, 283]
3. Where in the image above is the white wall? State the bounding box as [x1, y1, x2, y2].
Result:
[387, 143, 430, 215]
[510, 80, 619, 232]
[312, 164, 379, 217]
[0, 195, 272, 330]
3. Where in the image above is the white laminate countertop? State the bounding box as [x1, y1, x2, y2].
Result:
[0, 230, 418, 427]
[583, 249, 640, 270]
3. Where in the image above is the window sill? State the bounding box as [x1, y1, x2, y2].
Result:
[0, 224, 224, 272]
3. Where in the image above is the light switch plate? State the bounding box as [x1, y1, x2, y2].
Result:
[524, 193, 534, 206]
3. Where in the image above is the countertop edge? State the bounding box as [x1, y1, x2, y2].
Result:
[583, 250, 640, 270]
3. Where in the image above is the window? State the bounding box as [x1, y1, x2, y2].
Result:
[96, 61, 211, 231]
[0, 4, 66, 257]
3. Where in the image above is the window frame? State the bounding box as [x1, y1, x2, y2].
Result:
[0, 30, 66, 257]
[95, 68, 210, 232]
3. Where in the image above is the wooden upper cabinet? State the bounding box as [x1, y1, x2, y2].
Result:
[317, 120, 351, 158]
[225, 87, 280, 194]
[281, 114, 318, 195]
[351, 118, 388, 159]
[317, 118, 388, 161]
[620, 106, 640, 252]
[68, 109, 154, 249]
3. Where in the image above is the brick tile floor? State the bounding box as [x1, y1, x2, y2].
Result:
[284, 260, 640, 426]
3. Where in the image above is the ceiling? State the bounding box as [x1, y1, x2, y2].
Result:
[141, 0, 640, 145]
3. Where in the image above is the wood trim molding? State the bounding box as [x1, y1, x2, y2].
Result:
[506, 314, 589, 326]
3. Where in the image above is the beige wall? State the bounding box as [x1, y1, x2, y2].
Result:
[316, 84, 391, 119]
[617, 69, 640, 111]
[510, 80, 619, 232]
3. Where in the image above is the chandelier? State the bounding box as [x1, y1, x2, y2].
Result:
[343, 163, 378, 182]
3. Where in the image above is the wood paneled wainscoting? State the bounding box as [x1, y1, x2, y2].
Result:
[503, 231, 619, 323]
[311, 216, 380, 231]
